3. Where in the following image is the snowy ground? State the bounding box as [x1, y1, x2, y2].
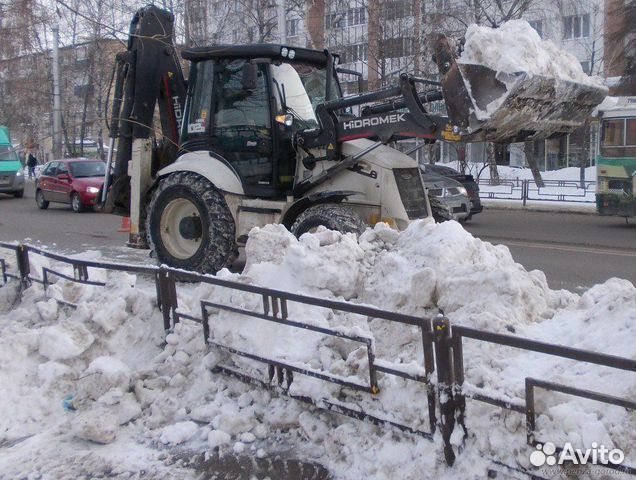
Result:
[1, 220, 634, 479]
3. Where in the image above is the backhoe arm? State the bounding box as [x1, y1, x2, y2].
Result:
[102, 5, 186, 214]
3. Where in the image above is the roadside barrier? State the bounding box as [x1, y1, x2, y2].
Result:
[1, 241, 633, 476]
[478, 179, 597, 205]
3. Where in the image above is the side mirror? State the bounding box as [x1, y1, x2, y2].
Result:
[58, 173, 70, 181]
[241, 63, 258, 91]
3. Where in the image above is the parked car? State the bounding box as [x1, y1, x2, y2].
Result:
[0, 126, 25, 198]
[35, 158, 105, 212]
[420, 163, 482, 218]
[421, 171, 471, 222]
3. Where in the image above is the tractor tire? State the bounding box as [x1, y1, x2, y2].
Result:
[291, 204, 366, 237]
[147, 172, 235, 273]
[428, 193, 454, 223]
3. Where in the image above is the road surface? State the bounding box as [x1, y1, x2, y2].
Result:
[462, 209, 635, 291]
[1, 182, 634, 292]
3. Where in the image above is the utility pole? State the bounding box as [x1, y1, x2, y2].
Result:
[52, 24, 62, 159]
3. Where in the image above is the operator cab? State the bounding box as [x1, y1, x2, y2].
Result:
[181, 45, 343, 199]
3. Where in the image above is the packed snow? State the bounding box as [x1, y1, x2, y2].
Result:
[458, 20, 607, 121]
[0, 220, 634, 479]
[460, 20, 605, 89]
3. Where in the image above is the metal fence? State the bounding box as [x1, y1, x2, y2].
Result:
[477, 179, 597, 205]
[1, 241, 634, 476]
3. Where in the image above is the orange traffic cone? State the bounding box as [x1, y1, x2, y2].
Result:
[118, 216, 131, 233]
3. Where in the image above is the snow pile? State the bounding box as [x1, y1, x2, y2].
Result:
[235, 222, 573, 333]
[460, 20, 604, 88]
[0, 223, 634, 479]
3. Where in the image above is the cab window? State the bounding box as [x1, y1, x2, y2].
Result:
[211, 59, 273, 187]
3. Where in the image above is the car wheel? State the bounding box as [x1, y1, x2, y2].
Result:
[291, 204, 366, 237]
[36, 189, 49, 209]
[14, 190, 24, 198]
[147, 172, 236, 273]
[71, 192, 84, 213]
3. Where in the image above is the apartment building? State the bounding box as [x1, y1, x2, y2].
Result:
[0, 39, 119, 162]
[186, 0, 624, 170]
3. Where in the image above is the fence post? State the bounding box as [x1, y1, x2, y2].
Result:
[451, 331, 468, 450]
[433, 315, 456, 466]
[421, 319, 437, 433]
[156, 266, 178, 332]
[522, 180, 528, 206]
[16, 244, 31, 290]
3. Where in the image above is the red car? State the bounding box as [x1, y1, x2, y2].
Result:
[36, 158, 105, 212]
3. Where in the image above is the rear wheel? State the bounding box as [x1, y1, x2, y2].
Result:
[14, 190, 24, 198]
[147, 172, 235, 273]
[71, 192, 84, 213]
[36, 189, 49, 209]
[291, 204, 366, 237]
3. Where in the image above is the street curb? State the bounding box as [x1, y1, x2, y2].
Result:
[481, 200, 596, 215]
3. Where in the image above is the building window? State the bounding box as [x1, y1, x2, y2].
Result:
[380, 37, 415, 58]
[562, 14, 590, 39]
[529, 20, 543, 38]
[384, 0, 414, 20]
[325, 12, 345, 29]
[341, 43, 368, 63]
[435, 0, 450, 10]
[286, 18, 299, 36]
[347, 7, 365, 26]
[326, 8, 365, 29]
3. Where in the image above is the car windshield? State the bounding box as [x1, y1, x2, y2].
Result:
[0, 145, 19, 161]
[69, 161, 105, 178]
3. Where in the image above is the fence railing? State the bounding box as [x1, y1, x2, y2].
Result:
[1, 241, 634, 476]
[477, 179, 597, 205]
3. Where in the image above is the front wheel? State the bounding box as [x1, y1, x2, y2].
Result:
[36, 189, 49, 209]
[291, 204, 366, 237]
[71, 192, 84, 213]
[146, 172, 236, 273]
[14, 190, 24, 198]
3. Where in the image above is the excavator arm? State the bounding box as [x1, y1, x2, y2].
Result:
[102, 5, 186, 214]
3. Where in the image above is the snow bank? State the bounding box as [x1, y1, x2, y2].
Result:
[460, 20, 604, 88]
[0, 223, 633, 479]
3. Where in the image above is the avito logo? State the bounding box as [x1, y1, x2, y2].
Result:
[530, 442, 625, 467]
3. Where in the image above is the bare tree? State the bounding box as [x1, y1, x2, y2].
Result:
[607, 0, 636, 95]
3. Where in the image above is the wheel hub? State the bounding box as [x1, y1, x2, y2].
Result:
[159, 198, 203, 260]
[179, 215, 203, 240]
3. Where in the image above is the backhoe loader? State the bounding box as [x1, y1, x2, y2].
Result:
[101, 6, 607, 273]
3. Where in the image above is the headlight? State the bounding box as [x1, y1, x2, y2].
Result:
[457, 186, 467, 196]
[16, 169, 23, 177]
[86, 186, 100, 194]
